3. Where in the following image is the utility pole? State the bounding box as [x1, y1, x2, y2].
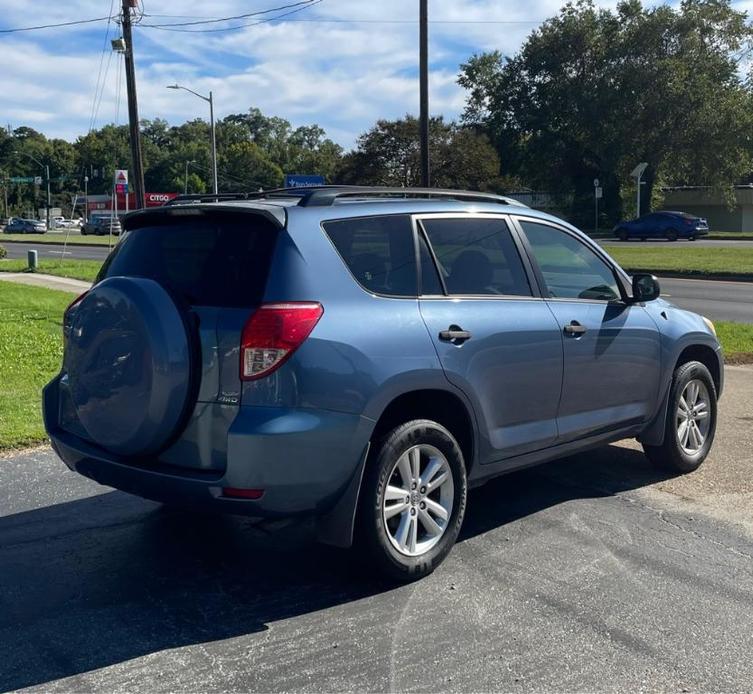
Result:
[121, 0, 146, 209]
[419, 0, 429, 187]
[45, 163, 50, 230]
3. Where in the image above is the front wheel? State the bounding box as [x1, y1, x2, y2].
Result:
[357, 420, 467, 581]
[643, 361, 717, 473]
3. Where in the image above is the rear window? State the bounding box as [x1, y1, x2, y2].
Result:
[97, 214, 277, 307]
[322, 215, 417, 297]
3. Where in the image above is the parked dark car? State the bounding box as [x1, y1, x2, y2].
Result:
[613, 211, 709, 241]
[3, 218, 47, 234]
[81, 215, 122, 236]
[44, 186, 723, 581]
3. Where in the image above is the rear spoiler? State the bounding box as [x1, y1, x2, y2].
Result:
[121, 203, 286, 231]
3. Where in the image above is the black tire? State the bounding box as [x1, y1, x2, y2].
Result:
[357, 419, 467, 582]
[617, 229, 628, 241]
[666, 229, 679, 241]
[688, 235, 697, 241]
[643, 361, 717, 473]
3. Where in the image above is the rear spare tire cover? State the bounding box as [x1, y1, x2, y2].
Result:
[65, 276, 193, 456]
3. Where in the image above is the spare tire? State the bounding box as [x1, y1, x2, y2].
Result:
[64, 277, 195, 457]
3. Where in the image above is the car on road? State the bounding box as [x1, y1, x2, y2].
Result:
[44, 186, 724, 581]
[81, 215, 122, 236]
[613, 211, 709, 241]
[3, 218, 47, 234]
[52, 216, 79, 229]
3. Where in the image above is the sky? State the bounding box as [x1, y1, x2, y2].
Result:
[1, 0, 751, 150]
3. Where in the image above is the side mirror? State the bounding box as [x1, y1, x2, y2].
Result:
[631, 273, 661, 303]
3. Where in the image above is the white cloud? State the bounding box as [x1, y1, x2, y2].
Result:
[0, 0, 718, 148]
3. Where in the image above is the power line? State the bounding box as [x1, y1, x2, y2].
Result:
[139, 1, 318, 29]
[0, 15, 114, 34]
[140, 1, 322, 33]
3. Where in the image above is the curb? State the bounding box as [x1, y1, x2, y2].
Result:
[625, 269, 753, 283]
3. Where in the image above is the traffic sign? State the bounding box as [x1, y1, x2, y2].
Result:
[593, 178, 599, 188]
[595, 187, 603, 199]
[284, 174, 325, 188]
[9, 176, 36, 184]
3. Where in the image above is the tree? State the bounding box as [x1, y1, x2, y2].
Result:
[459, 0, 753, 224]
[221, 142, 284, 190]
[336, 115, 501, 190]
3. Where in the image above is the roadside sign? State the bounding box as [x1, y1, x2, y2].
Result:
[34, 176, 42, 185]
[595, 187, 603, 199]
[284, 174, 325, 188]
[115, 169, 129, 195]
[593, 178, 599, 188]
[9, 176, 36, 184]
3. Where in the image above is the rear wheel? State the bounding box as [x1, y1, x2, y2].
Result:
[643, 361, 717, 473]
[357, 419, 467, 582]
[617, 229, 629, 241]
[666, 229, 679, 241]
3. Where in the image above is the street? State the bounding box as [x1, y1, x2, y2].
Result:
[4, 240, 752, 323]
[2, 367, 752, 693]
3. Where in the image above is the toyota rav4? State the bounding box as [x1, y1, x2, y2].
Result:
[43, 186, 723, 580]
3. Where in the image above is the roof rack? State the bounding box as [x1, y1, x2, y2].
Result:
[164, 186, 528, 209]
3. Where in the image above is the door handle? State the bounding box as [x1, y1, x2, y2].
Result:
[563, 321, 587, 336]
[439, 325, 472, 344]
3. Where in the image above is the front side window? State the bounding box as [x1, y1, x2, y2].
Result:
[323, 215, 417, 297]
[518, 220, 621, 301]
[420, 217, 532, 296]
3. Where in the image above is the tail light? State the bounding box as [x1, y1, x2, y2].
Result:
[240, 302, 323, 381]
[63, 290, 89, 336]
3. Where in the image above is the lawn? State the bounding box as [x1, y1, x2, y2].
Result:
[715, 321, 753, 363]
[603, 245, 753, 277]
[0, 258, 101, 282]
[1, 232, 114, 245]
[0, 284, 70, 449]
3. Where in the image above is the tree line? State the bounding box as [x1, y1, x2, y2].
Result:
[1, 0, 751, 226]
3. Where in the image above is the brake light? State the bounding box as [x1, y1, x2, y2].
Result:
[63, 290, 89, 334]
[240, 302, 323, 381]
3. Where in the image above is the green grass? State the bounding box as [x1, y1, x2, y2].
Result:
[603, 245, 753, 277]
[0, 284, 70, 449]
[716, 321, 753, 363]
[1, 232, 115, 245]
[0, 283, 750, 451]
[0, 258, 101, 282]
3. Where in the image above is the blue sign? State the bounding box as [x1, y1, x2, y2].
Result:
[284, 174, 325, 188]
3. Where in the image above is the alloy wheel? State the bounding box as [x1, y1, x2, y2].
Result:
[676, 379, 711, 455]
[382, 444, 454, 556]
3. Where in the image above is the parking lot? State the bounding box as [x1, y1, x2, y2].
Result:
[2, 366, 751, 693]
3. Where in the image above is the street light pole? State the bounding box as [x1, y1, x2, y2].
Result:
[84, 175, 89, 222]
[167, 84, 219, 195]
[14, 150, 50, 229]
[209, 91, 218, 195]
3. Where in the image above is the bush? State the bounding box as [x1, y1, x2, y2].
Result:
[0, 244, 6, 260]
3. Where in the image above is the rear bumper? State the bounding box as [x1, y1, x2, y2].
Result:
[43, 376, 374, 518]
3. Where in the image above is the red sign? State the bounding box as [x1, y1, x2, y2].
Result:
[88, 192, 179, 211]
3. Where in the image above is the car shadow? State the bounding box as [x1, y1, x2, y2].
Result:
[0, 443, 672, 691]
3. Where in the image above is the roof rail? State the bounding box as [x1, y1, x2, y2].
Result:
[293, 186, 528, 208]
[163, 186, 529, 208]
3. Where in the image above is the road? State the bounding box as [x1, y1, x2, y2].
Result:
[2, 241, 752, 323]
[600, 238, 753, 248]
[2, 367, 753, 693]
[2, 240, 112, 262]
[660, 277, 753, 322]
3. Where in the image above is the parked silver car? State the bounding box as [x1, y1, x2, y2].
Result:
[4, 218, 47, 234]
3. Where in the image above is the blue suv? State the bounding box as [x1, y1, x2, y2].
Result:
[44, 187, 723, 580]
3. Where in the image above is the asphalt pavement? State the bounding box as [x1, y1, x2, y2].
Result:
[600, 238, 753, 248]
[2, 368, 753, 693]
[1, 240, 111, 262]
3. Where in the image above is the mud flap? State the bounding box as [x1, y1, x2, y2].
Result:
[316, 443, 370, 548]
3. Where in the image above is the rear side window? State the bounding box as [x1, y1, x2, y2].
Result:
[421, 217, 532, 296]
[98, 214, 277, 307]
[323, 215, 417, 297]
